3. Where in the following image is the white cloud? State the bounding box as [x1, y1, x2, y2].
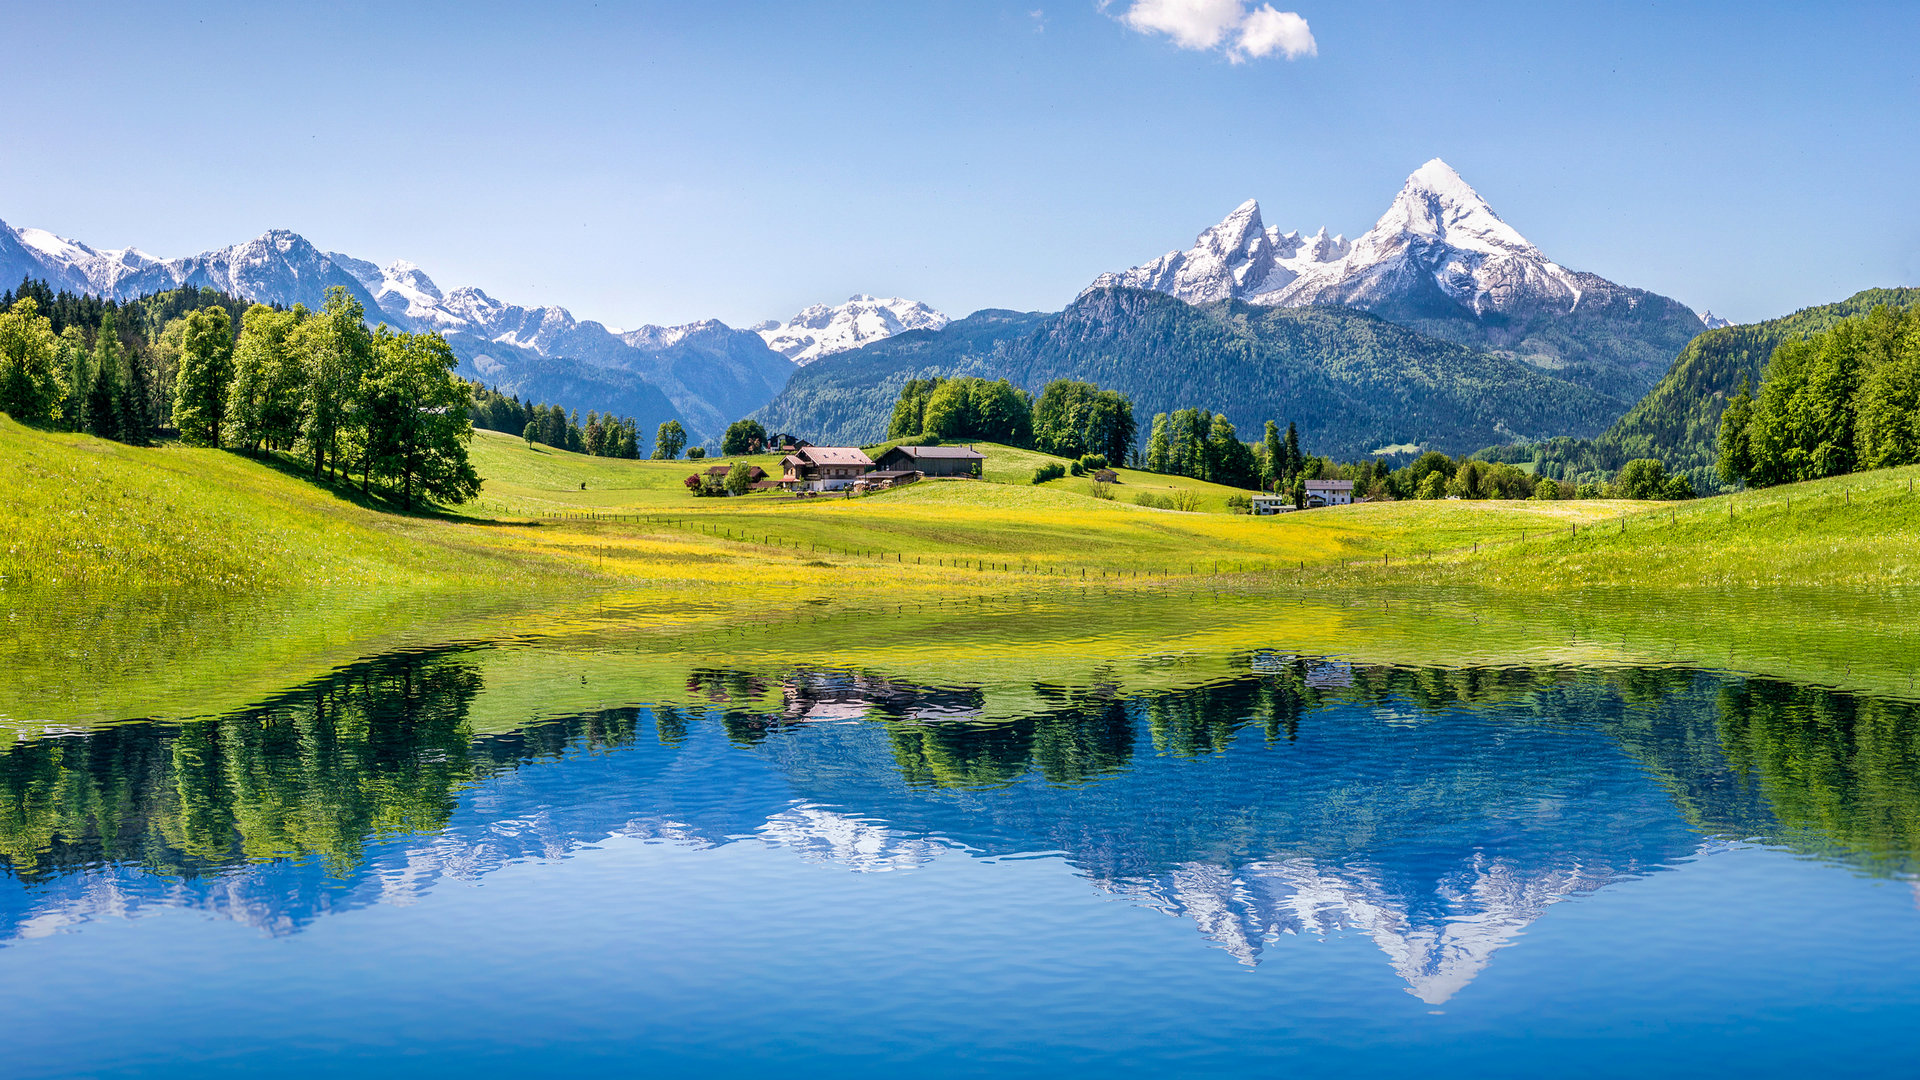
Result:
[1116, 0, 1317, 62]
[1234, 5, 1316, 60]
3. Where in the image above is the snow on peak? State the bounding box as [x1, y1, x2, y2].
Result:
[1086, 159, 1591, 317]
[1374, 157, 1535, 257]
[1699, 310, 1734, 330]
[17, 227, 100, 264]
[757, 295, 949, 364]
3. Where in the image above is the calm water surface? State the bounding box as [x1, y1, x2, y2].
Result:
[3, 639, 1918, 1077]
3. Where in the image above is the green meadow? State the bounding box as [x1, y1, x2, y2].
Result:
[5, 414, 1920, 730]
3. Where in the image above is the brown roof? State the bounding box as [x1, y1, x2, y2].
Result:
[865, 469, 920, 480]
[707, 463, 770, 479]
[796, 446, 874, 467]
[1305, 479, 1354, 491]
[884, 445, 985, 461]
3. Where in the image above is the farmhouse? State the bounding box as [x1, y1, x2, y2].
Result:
[704, 464, 769, 481]
[873, 445, 985, 478]
[781, 446, 874, 491]
[1250, 492, 1293, 515]
[1304, 479, 1355, 507]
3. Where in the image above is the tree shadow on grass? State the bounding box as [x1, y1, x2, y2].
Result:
[238, 447, 524, 527]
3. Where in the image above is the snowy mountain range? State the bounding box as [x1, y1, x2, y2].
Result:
[1089, 159, 1709, 401]
[753, 295, 950, 365]
[3, 221, 904, 443]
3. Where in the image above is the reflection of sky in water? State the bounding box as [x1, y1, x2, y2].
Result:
[1, 656, 1917, 1076]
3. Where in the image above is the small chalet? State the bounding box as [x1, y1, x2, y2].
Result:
[1093, 468, 1119, 483]
[704, 463, 769, 482]
[1304, 479, 1355, 507]
[781, 446, 874, 491]
[873, 445, 985, 479]
[854, 469, 920, 492]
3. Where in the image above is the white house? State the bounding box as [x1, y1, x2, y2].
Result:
[1304, 479, 1355, 507]
[1250, 493, 1294, 515]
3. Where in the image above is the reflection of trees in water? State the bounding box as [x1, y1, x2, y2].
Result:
[0, 651, 483, 881]
[4, 650, 1917, 891]
[1716, 681, 1920, 874]
[887, 686, 1135, 790]
[0, 652, 666, 883]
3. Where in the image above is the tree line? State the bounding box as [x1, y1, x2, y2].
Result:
[0, 276, 251, 444]
[1718, 303, 1920, 487]
[470, 382, 645, 458]
[0, 279, 479, 508]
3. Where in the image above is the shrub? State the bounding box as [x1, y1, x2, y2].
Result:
[1089, 480, 1115, 500]
[1032, 462, 1066, 484]
[687, 446, 707, 459]
[1078, 454, 1108, 472]
[1069, 460, 1085, 476]
[1134, 492, 1171, 509]
[1225, 494, 1251, 514]
[1171, 490, 1203, 513]
[1531, 477, 1561, 500]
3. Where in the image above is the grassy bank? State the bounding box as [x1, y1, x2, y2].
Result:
[5, 416, 1920, 726]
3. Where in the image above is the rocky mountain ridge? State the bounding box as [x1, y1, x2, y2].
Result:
[1089, 159, 1709, 402]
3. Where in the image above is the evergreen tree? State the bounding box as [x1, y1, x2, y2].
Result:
[1145, 413, 1171, 473]
[584, 412, 605, 456]
[1263, 420, 1282, 491]
[887, 378, 939, 439]
[1284, 422, 1302, 481]
[86, 312, 123, 440]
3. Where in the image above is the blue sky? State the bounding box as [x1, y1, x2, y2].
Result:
[4, 1, 1915, 328]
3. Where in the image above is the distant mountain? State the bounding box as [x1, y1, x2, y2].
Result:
[757, 287, 1623, 459]
[1488, 287, 1920, 490]
[755, 295, 949, 365]
[0, 218, 795, 442]
[1699, 311, 1735, 330]
[1090, 159, 1708, 404]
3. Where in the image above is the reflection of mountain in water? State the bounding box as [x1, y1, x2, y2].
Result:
[2, 654, 1916, 1003]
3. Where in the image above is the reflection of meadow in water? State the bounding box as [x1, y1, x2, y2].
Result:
[2, 644, 1916, 1004]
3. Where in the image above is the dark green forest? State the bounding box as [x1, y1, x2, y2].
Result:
[756, 287, 1629, 460]
[469, 382, 644, 458]
[1483, 288, 1920, 491]
[1717, 303, 1920, 487]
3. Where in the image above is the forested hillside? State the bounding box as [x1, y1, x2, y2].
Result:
[756, 288, 1624, 459]
[1482, 288, 1920, 490]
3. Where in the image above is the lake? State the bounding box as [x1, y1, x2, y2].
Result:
[2, 598, 1918, 1078]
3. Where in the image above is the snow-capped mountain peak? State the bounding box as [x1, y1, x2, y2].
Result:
[1699, 310, 1734, 330]
[1088, 158, 1601, 320]
[757, 294, 949, 364]
[1377, 157, 1536, 258]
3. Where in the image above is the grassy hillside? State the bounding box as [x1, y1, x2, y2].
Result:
[757, 288, 1627, 458]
